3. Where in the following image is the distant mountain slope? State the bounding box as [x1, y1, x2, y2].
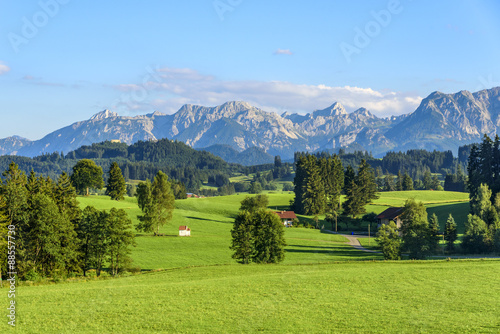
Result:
[0, 136, 32, 155]
[386, 87, 500, 152]
[1, 87, 500, 162]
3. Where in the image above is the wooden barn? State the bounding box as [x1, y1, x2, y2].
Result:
[376, 207, 404, 229]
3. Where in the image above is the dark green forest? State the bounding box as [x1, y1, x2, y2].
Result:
[0, 139, 477, 194]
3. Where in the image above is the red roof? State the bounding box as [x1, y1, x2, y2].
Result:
[376, 207, 404, 220]
[179, 226, 189, 231]
[275, 211, 297, 219]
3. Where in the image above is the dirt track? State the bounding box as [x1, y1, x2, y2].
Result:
[323, 230, 380, 253]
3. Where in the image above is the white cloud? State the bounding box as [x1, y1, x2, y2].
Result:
[0, 62, 10, 75]
[112, 67, 422, 118]
[274, 49, 294, 55]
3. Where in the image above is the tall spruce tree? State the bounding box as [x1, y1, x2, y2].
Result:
[54, 172, 80, 222]
[396, 171, 404, 191]
[343, 160, 379, 218]
[357, 159, 379, 206]
[1, 162, 29, 277]
[384, 174, 396, 192]
[444, 214, 458, 253]
[428, 213, 440, 253]
[402, 172, 414, 190]
[105, 162, 126, 200]
[423, 170, 432, 190]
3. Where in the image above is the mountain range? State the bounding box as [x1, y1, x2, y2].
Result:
[2, 87, 500, 163]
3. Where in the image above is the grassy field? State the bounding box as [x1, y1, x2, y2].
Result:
[5, 190, 491, 333]
[5, 260, 500, 333]
[79, 193, 380, 271]
[75, 190, 470, 271]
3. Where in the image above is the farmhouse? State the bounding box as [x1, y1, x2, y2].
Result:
[376, 207, 404, 228]
[275, 211, 297, 227]
[187, 193, 199, 198]
[179, 226, 191, 236]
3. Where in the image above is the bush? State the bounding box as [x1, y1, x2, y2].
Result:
[25, 269, 41, 282]
[127, 265, 142, 274]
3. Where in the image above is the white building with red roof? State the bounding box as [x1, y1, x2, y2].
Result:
[179, 225, 191, 236]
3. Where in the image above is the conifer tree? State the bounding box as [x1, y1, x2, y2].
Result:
[105, 162, 126, 200]
[0, 163, 29, 276]
[402, 172, 414, 190]
[396, 171, 403, 191]
[423, 170, 432, 190]
[343, 160, 379, 218]
[428, 213, 440, 252]
[54, 172, 80, 221]
[444, 214, 458, 253]
[384, 174, 396, 191]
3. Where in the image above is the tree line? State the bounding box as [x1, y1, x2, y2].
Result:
[292, 154, 379, 219]
[0, 162, 135, 280]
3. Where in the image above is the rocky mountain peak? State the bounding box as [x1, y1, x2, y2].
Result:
[312, 102, 347, 118]
[352, 108, 375, 118]
[90, 109, 119, 121]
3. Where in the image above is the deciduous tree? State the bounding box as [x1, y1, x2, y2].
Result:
[70, 159, 104, 196]
[136, 171, 175, 235]
[376, 221, 401, 260]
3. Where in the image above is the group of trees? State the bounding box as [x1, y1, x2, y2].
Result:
[230, 195, 286, 264]
[376, 193, 500, 259]
[380, 170, 443, 192]
[292, 154, 379, 222]
[293, 154, 344, 216]
[343, 160, 379, 218]
[376, 199, 454, 260]
[465, 134, 500, 253]
[0, 162, 135, 280]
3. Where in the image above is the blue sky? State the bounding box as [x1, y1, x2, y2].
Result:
[1, 0, 500, 140]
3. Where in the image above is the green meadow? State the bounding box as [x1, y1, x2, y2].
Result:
[3, 189, 497, 333]
[5, 260, 500, 333]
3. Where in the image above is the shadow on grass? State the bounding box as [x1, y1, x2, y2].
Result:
[184, 216, 228, 224]
[288, 244, 339, 250]
[285, 245, 379, 258]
